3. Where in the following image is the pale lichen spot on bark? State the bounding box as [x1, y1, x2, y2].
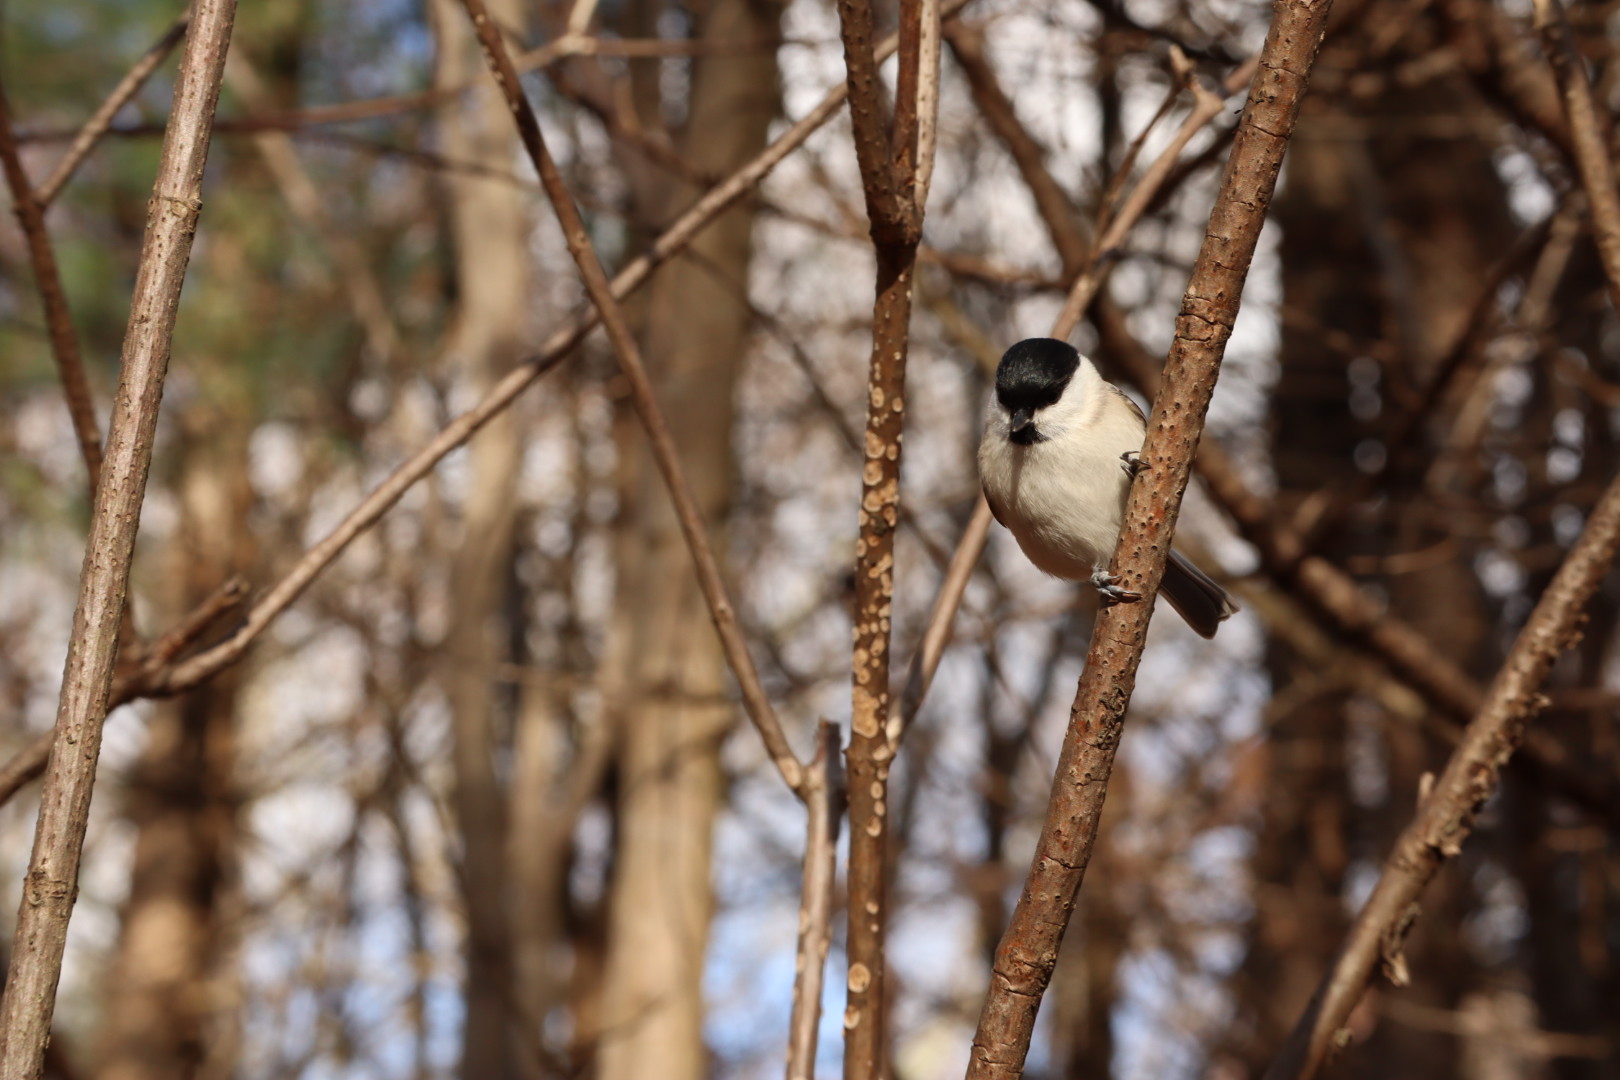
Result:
[852, 685, 881, 735]
[848, 962, 871, 992]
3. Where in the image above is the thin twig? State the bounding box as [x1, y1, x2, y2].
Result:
[785, 722, 844, 1080]
[965, 2, 1334, 1074]
[453, 0, 808, 793]
[37, 14, 190, 207]
[1053, 56, 1258, 337]
[888, 502, 993, 748]
[0, 3, 237, 1077]
[0, 75, 103, 491]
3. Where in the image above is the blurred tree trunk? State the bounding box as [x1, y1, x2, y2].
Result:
[94, 408, 252, 1080]
[1234, 8, 1511, 1076]
[428, 0, 534, 1075]
[594, 0, 784, 1076]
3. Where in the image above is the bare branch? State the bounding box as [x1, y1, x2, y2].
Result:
[0, 3, 238, 1077]
[965, 2, 1334, 1074]
[888, 502, 992, 748]
[1054, 57, 1259, 337]
[837, 0, 904, 235]
[785, 722, 844, 1080]
[1255, 9, 1620, 1074]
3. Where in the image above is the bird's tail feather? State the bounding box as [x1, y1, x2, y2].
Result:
[1158, 550, 1237, 639]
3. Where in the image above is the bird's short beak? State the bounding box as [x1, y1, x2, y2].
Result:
[1009, 407, 1035, 434]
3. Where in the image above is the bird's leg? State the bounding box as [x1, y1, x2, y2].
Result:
[1090, 566, 1142, 605]
[1120, 449, 1146, 479]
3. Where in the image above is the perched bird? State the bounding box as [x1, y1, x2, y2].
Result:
[978, 337, 1236, 638]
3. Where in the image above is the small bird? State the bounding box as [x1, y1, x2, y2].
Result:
[978, 337, 1237, 638]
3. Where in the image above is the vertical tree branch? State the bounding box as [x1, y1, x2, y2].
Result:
[834, 0, 937, 1071]
[0, 3, 237, 1077]
[964, 2, 1334, 1075]
[785, 721, 844, 1080]
[453, 0, 807, 795]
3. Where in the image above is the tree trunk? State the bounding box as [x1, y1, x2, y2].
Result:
[595, 0, 784, 1076]
[429, 0, 534, 1074]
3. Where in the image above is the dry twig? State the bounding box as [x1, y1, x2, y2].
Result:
[0, 3, 238, 1077]
[964, 2, 1334, 1074]
[1261, 457, 1620, 1080]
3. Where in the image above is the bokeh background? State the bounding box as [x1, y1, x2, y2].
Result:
[1, 0, 1617, 1077]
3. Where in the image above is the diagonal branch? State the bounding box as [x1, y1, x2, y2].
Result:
[1261, 466, 1620, 1080]
[37, 14, 190, 207]
[0, 74, 103, 492]
[964, 1, 1335, 1075]
[1257, 6, 1620, 1075]
[887, 51, 1256, 752]
[453, 0, 808, 793]
[0, 3, 238, 1078]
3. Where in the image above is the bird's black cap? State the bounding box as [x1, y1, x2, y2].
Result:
[995, 338, 1080, 414]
